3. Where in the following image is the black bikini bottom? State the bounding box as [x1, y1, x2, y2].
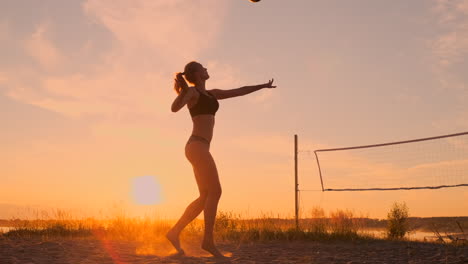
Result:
[187, 134, 210, 145]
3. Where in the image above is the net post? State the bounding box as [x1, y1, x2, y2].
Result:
[294, 134, 299, 230]
[314, 150, 325, 192]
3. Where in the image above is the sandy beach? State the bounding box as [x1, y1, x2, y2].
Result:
[0, 236, 466, 264]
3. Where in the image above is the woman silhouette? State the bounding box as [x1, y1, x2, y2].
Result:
[167, 61, 276, 257]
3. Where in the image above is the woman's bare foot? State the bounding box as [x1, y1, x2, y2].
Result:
[167, 250, 185, 257]
[166, 229, 184, 255]
[202, 239, 225, 258]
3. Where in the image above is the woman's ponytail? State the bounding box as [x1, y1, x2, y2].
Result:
[174, 72, 188, 94]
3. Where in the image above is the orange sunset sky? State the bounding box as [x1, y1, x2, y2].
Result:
[1, 0, 468, 220]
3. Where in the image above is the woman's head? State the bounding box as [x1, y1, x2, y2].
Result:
[183, 61, 209, 85]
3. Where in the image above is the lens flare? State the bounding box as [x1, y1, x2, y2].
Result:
[130, 175, 163, 205]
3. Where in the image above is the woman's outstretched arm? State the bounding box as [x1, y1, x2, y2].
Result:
[209, 79, 276, 100]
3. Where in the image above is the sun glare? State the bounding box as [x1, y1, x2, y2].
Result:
[130, 175, 163, 205]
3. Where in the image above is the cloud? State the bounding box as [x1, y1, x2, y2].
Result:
[205, 61, 243, 89]
[25, 22, 65, 70]
[39, 70, 170, 119]
[432, 31, 468, 67]
[431, 0, 468, 70]
[3, 0, 231, 121]
[82, 0, 230, 66]
[429, 0, 468, 130]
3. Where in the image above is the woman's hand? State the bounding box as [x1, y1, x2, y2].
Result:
[174, 72, 189, 93]
[263, 78, 276, 89]
[173, 78, 181, 93]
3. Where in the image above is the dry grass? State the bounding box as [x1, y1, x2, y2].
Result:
[1, 207, 376, 243]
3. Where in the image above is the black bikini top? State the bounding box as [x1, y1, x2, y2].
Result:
[189, 90, 219, 117]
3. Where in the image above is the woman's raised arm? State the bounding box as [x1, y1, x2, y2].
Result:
[209, 79, 276, 100]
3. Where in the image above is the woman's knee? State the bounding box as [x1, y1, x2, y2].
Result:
[200, 187, 222, 200]
[198, 191, 208, 202]
[208, 186, 222, 200]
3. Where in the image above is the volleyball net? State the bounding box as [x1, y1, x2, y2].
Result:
[313, 132, 468, 191]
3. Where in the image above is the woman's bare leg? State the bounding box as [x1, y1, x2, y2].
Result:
[166, 196, 206, 254]
[167, 141, 224, 257]
[201, 188, 223, 257]
[195, 152, 224, 257]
